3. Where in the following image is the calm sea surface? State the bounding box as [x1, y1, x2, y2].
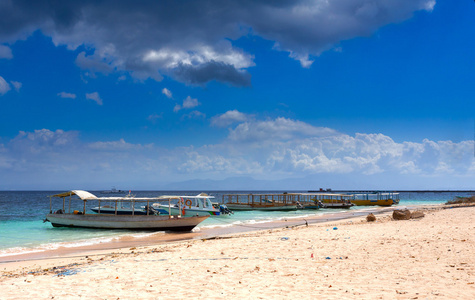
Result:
[0, 190, 472, 257]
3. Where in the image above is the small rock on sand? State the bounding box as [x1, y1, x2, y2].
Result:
[366, 213, 376, 222]
[393, 209, 412, 220]
[411, 211, 425, 219]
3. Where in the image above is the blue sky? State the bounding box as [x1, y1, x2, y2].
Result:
[0, 0, 474, 190]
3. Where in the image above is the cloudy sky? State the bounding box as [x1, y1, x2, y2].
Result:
[0, 0, 474, 190]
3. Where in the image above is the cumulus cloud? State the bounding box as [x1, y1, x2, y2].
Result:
[86, 92, 103, 105]
[173, 104, 181, 113]
[211, 110, 250, 127]
[75, 51, 116, 75]
[9, 129, 80, 156]
[57, 92, 77, 99]
[1, 123, 474, 189]
[228, 117, 340, 142]
[89, 138, 146, 151]
[162, 88, 172, 99]
[174, 96, 199, 112]
[0, 76, 11, 95]
[0, 45, 12, 59]
[183, 96, 199, 109]
[0, 0, 435, 85]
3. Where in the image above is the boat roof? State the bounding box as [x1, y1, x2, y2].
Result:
[51, 190, 163, 201]
[51, 190, 98, 200]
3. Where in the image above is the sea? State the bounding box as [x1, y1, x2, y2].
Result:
[0, 190, 472, 258]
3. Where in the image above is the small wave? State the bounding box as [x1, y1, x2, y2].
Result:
[199, 223, 234, 229]
[127, 232, 162, 239]
[0, 234, 133, 258]
[0, 247, 49, 258]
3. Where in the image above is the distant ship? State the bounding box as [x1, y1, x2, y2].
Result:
[101, 187, 126, 194]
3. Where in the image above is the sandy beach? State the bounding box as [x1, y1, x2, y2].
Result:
[1, 205, 474, 299]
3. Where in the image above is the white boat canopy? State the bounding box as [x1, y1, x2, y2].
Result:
[51, 190, 98, 200]
[50, 190, 165, 202]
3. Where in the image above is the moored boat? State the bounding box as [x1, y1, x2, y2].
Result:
[350, 192, 400, 206]
[44, 190, 208, 231]
[101, 187, 126, 194]
[308, 193, 355, 209]
[153, 193, 233, 217]
[222, 193, 320, 211]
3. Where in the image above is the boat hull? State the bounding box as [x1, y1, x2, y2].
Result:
[301, 204, 321, 210]
[351, 199, 395, 206]
[154, 205, 225, 217]
[45, 213, 208, 231]
[321, 202, 354, 209]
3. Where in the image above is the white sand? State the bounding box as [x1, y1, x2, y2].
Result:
[1, 205, 474, 299]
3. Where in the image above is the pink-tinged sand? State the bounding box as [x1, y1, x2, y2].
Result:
[1, 206, 474, 299]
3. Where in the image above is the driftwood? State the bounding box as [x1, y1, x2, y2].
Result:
[366, 213, 376, 222]
[393, 209, 411, 220]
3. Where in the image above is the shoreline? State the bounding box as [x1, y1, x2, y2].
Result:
[0, 204, 444, 270]
[2, 204, 474, 299]
[0, 205, 408, 263]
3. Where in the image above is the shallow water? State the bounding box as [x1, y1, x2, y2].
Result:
[0, 190, 472, 257]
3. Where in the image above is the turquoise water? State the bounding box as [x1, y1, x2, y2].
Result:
[0, 190, 471, 257]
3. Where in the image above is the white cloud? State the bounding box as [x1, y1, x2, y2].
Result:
[0, 76, 11, 95]
[0, 1, 434, 85]
[173, 104, 181, 113]
[424, 0, 436, 11]
[147, 113, 162, 122]
[9, 129, 79, 155]
[10, 81, 21, 92]
[182, 96, 199, 109]
[1, 124, 475, 189]
[162, 88, 172, 98]
[89, 138, 145, 151]
[174, 96, 199, 112]
[143, 43, 254, 70]
[211, 110, 249, 127]
[182, 110, 206, 120]
[228, 117, 340, 142]
[86, 92, 103, 105]
[57, 92, 77, 99]
[0, 45, 12, 59]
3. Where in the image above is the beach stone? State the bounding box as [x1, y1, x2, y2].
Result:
[366, 213, 376, 222]
[411, 211, 425, 219]
[393, 209, 412, 220]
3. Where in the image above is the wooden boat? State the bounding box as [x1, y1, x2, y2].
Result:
[308, 193, 355, 209]
[221, 193, 321, 211]
[222, 193, 299, 211]
[152, 193, 233, 216]
[44, 190, 208, 231]
[350, 192, 400, 206]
